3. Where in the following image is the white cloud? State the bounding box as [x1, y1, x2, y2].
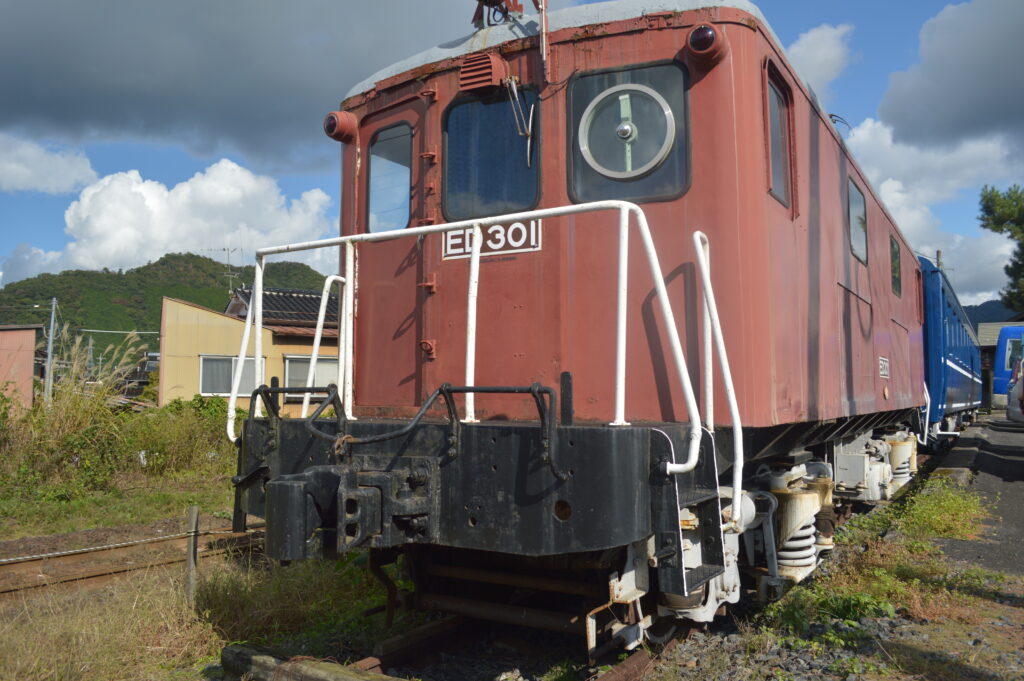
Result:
[879, 0, 1024, 149]
[846, 118, 1018, 303]
[785, 24, 854, 105]
[1, 159, 336, 285]
[847, 118, 1015, 206]
[0, 134, 97, 193]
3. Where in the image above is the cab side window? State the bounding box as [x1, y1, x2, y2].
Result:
[890, 235, 902, 296]
[848, 179, 868, 263]
[368, 124, 412, 232]
[767, 75, 791, 204]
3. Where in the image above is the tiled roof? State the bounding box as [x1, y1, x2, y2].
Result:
[228, 287, 338, 328]
[265, 325, 339, 338]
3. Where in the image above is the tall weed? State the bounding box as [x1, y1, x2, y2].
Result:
[0, 330, 237, 517]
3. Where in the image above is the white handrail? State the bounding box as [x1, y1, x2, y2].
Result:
[463, 225, 483, 422]
[230, 200, 705, 471]
[253, 256, 265, 418]
[691, 231, 744, 531]
[226, 302, 255, 443]
[918, 382, 930, 446]
[300, 275, 346, 418]
[342, 242, 357, 421]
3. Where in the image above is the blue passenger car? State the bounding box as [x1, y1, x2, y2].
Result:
[919, 257, 981, 430]
[992, 326, 1024, 407]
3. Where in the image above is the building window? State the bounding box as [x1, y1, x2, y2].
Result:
[368, 124, 412, 232]
[767, 78, 790, 204]
[848, 179, 868, 263]
[444, 89, 539, 220]
[284, 356, 340, 401]
[890, 235, 902, 297]
[570, 63, 689, 203]
[200, 355, 263, 396]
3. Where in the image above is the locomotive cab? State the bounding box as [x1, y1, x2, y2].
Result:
[231, 0, 931, 656]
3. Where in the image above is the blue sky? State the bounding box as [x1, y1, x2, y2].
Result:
[1, 0, 1021, 304]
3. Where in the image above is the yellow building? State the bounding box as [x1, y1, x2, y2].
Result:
[158, 292, 339, 416]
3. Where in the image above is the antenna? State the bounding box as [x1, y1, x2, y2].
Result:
[205, 247, 241, 292]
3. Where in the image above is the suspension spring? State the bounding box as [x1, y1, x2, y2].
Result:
[892, 459, 912, 482]
[777, 520, 816, 567]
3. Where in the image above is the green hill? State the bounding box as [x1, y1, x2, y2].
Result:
[963, 299, 1015, 331]
[0, 253, 326, 335]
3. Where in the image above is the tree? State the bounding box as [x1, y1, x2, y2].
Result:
[979, 184, 1024, 311]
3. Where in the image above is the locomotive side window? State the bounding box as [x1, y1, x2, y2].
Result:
[889, 235, 902, 297]
[443, 89, 539, 221]
[767, 78, 790, 204]
[569, 63, 688, 203]
[368, 124, 412, 232]
[848, 179, 868, 263]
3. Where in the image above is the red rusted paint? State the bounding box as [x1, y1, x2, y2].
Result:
[338, 5, 925, 429]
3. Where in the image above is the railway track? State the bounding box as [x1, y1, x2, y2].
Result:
[0, 526, 262, 597]
[225, 614, 685, 681]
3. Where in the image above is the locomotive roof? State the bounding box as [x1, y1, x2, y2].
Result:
[345, 0, 778, 100]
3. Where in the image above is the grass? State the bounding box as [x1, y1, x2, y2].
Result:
[0, 570, 222, 681]
[0, 470, 233, 541]
[0, 552, 415, 681]
[760, 475, 991, 642]
[195, 553, 425, 659]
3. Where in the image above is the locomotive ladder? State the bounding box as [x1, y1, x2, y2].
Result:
[226, 201, 745, 528]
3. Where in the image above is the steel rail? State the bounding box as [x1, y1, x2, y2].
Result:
[0, 528, 239, 566]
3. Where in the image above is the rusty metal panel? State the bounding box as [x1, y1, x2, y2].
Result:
[339, 4, 925, 431]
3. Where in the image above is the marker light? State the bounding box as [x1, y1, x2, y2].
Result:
[323, 111, 358, 143]
[688, 25, 716, 52]
[685, 24, 728, 66]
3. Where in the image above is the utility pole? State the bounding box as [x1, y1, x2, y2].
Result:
[44, 297, 56, 405]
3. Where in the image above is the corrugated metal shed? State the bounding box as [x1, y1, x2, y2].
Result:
[978, 322, 1024, 347]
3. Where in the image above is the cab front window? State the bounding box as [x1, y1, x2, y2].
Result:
[443, 90, 539, 221]
[570, 63, 689, 203]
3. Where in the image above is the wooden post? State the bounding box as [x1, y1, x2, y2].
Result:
[185, 505, 199, 604]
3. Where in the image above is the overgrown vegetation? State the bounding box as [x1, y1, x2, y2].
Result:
[0, 552, 411, 681]
[0, 570, 223, 681]
[0, 331, 238, 539]
[760, 476, 990, 644]
[196, 554, 423, 658]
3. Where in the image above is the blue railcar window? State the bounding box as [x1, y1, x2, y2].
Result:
[368, 125, 412, 232]
[1007, 338, 1022, 372]
[768, 79, 790, 204]
[443, 90, 539, 220]
[889, 236, 901, 297]
[848, 180, 868, 263]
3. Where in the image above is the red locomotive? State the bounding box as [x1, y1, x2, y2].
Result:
[230, 0, 926, 656]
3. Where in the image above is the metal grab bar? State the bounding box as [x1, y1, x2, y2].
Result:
[226, 302, 255, 443]
[300, 275, 346, 418]
[229, 200, 705, 472]
[670, 231, 744, 531]
[918, 382, 930, 446]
